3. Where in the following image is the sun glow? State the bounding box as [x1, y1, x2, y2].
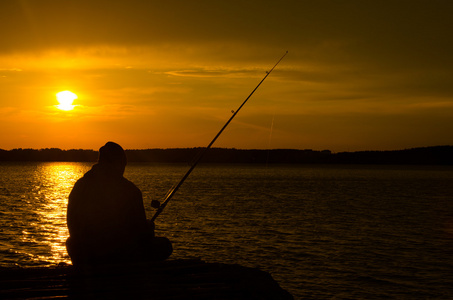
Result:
[56, 91, 77, 111]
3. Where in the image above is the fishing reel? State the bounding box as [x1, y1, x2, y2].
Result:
[151, 200, 161, 209]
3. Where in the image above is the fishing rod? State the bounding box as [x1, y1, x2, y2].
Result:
[150, 51, 288, 222]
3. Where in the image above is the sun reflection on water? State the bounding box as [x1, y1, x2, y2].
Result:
[27, 163, 90, 265]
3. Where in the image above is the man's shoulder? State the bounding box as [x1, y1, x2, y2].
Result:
[121, 177, 142, 194]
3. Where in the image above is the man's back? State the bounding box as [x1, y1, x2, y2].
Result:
[67, 163, 148, 249]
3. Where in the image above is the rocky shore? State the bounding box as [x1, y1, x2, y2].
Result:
[0, 259, 293, 299]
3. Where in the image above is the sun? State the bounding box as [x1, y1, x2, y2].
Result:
[56, 91, 77, 111]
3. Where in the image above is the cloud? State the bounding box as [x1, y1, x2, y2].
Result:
[0, 68, 22, 72]
[165, 68, 263, 79]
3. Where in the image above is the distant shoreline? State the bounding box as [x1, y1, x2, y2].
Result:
[1, 146, 452, 165]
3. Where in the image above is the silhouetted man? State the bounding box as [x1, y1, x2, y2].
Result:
[66, 142, 172, 266]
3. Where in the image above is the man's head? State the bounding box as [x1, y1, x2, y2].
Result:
[98, 142, 127, 175]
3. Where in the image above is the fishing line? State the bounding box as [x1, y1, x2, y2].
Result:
[151, 51, 288, 222]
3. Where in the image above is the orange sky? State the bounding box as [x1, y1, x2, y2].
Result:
[1, 0, 452, 152]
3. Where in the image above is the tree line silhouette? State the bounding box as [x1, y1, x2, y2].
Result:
[0, 146, 451, 165]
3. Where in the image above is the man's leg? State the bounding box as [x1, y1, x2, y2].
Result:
[143, 236, 173, 261]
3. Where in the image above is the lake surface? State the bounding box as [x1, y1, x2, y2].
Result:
[0, 162, 452, 299]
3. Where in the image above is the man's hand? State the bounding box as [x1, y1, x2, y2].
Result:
[146, 219, 155, 237]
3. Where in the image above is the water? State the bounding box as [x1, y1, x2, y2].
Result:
[0, 162, 452, 299]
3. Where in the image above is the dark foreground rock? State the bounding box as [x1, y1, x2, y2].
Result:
[0, 259, 293, 299]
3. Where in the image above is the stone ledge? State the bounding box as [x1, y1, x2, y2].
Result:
[0, 259, 293, 299]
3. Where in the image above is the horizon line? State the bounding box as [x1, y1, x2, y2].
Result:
[1, 145, 452, 154]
